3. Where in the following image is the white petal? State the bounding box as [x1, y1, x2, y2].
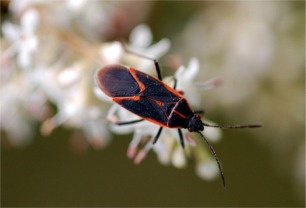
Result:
[194, 77, 222, 90]
[87, 106, 103, 120]
[2, 22, 20, 41]
[175, 57, 199, 83]
[202, 120, 222, 142]
[171, 146, 187, 168]
[21, 9, 40, 34]
[99, 41, 123, 64]
[175, 65, 185, 79]
[117, 107, 139, 121]
[136, 38, 171, 71]
[18, 46, 31, 68]
[9, 0, 29, 14]
[154, 141, 171, 165]
[129, 24, 152, 48]
[144, 38, 171, 59]
[134, 121, 159, 135]
[58, 64, 81, 86]
[22, 35, 38, 52]
[196, 160, 219, 180]
[188, 57, 200, 76]
[64, 102, 80, 118]
[9, 0, 44, 15]
[83, 119, 111, 148]
[107, 105, 137, 134]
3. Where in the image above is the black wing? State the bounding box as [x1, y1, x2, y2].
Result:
[97, 64, 191, 127]
[96, 65, 141, 97]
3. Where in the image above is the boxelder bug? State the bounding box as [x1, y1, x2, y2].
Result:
[95, 42, 262, 187]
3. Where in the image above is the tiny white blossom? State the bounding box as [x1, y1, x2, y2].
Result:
[202, 120, 222, 142]
[30, 63, 111, 150]
[172, 146, 187, 168]
[2, 9, 40, 68]
[196, 160, 219, 181]
[0, 73, 47, 146]
[98, 24, 171, 76]
[127, 24, 171, 75]
[9, 0, 45, 15]
[129, 24, 153, 48]
[99, 41, 124, 65]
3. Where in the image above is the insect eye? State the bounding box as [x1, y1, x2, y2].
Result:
[195, 114, 201, 119]
[188, 128, 193, 132]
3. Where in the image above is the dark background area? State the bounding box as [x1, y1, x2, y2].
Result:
[2, 129, 301, 206]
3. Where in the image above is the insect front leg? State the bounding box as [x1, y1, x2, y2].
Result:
[120, 40, 162, 81]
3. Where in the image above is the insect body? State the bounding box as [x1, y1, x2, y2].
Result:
[95, 42, 261, 187]
[96, 64, 203, 132]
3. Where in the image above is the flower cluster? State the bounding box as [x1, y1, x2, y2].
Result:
[1, 1, 223, 181]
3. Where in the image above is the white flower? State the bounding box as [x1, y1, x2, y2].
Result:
[33, 63, 111, 150]
[0, 73, 47, 146]
[9, 0, 45, 15]
[98, 24, 171, 76]
[2, 8, 40, 68]
[126, 24, 171, 75]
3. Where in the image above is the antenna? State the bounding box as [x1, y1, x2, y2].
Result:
[203, 123, 262, 129]
[199, 122, 261, 187]
[197, 131, 225, 188]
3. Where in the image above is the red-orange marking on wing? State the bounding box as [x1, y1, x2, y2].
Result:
[155, 100, 164, 107]
[129, 67, 146, 92]
[113, 96, 141, 102]
[173, 110, 187, 119]
[128, 67, 185, 99]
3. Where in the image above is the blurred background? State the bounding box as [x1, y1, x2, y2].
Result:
[1, 1, 305, 207]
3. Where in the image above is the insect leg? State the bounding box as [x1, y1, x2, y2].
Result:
[177, 129, 185, 148]
[153, 127, 163, 144]
[120, 40, 162, 80]
[115, 119, 144, 126]
[172, 77, 177, 90]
